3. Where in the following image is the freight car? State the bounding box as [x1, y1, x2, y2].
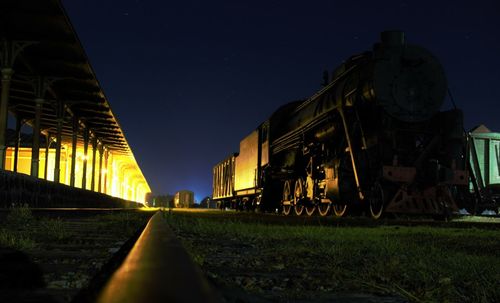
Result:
[213, 31, 470, 218]
[468, 125, 500, 214]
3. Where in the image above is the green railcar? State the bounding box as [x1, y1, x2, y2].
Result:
[469, 125, 500, 214]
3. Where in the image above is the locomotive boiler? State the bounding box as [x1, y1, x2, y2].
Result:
[213, 31, 469, 218]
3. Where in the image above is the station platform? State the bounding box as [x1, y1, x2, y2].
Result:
[96, 211, 220, 303]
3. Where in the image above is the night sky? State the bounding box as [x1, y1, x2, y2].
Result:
[62, 0, 500, 201]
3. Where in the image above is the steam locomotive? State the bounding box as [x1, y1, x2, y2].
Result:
[212, 31, 469, 218]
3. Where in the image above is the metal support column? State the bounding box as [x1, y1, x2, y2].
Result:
[0, 41, 35, 169]
[31, 98, 43, 177]
[103, 149, 109, 194]
[13, 115, 22, 172]
[0, 68, 14, 169]
[53, 124, 63, 182]
[70, 116, 78, 187]
[44, 133, 50, 180]
[30, 75, 58, 178]
[82, 127, 89, 189]
[91, 136, 97, 191]
[53, 101, 64, 183]
[98, 143, 104, 193]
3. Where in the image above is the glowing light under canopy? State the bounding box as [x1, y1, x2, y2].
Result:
[4, 144, 151, 204]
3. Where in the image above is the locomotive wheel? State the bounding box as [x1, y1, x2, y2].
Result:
[294, 204, 305, 216]
[305, 204, 316, 216]
[283, 204, 292, 216]
[318, 201, 331, 216]
[369, 182, 385, 220]
[294, 178, 305, 216]
[282, 180, 292, 216]
[332, 203, 347, 217]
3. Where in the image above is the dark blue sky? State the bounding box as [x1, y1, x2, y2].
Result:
[63, 0, 500, 201]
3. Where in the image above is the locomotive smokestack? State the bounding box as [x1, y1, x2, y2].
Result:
[381, 30, 405, 47]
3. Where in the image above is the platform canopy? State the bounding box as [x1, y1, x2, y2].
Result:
[0, 0, 151, 201]
[0, 0, 131, 153]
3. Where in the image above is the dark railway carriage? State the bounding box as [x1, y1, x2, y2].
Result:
[213, 31, 470, 218]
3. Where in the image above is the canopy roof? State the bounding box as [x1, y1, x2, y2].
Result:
[0, 0, 130, 153]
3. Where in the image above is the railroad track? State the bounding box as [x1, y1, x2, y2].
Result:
[170, 209, 500, 230]
[0, 208, 155, 303]
[1, 207, 497, 302]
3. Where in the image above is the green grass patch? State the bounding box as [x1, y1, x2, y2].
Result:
[0, 228, 36, 250]
[39, 218, 70, 241]
[96, 211, 151, 237]
[0, 208, 151, 250]
[1, 205, 37, 250]
[454, 215, 500, 224]
[166, 212, 500, 302]
[5, 204, 34, 227]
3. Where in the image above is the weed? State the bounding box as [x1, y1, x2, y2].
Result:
[0, 228, 36, 250]
[98, 212, 150, 237]
[166, 212, 500, 302]
[39, 218, 69, 241]
[5, 204, 34, 227]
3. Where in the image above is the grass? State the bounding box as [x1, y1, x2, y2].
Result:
[0, 228, 37, 250]
[5, 204, 34, 226]
[1, 205, 71, 246]
[96, 211, 150, 237]
[454, 215, 500, 223]
[1, 205, 37, 250]
[0, 206, 151, 250]
[166, 211, 500, 303]
[39, 218, 69, 241]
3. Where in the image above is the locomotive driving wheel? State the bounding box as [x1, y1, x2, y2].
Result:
[304, 175, 316, 216]
[332, 203, 347, 217]
[282, 180, 292, 216]
[317, 200, 331, 216]
[368, 182, 385, 220]
[305, 203, 316, 216]
[294, 178, 305, 216]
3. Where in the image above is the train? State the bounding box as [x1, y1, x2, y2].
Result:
[468, 125, 500, 214]
[212, 31, 473, 219]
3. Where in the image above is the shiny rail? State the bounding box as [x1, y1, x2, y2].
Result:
[96, 211, 220, 303]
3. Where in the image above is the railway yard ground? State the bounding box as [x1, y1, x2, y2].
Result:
[0, 207, 499, 303]
[0, 207, 155, 303]
[166, 209, 500, 303]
